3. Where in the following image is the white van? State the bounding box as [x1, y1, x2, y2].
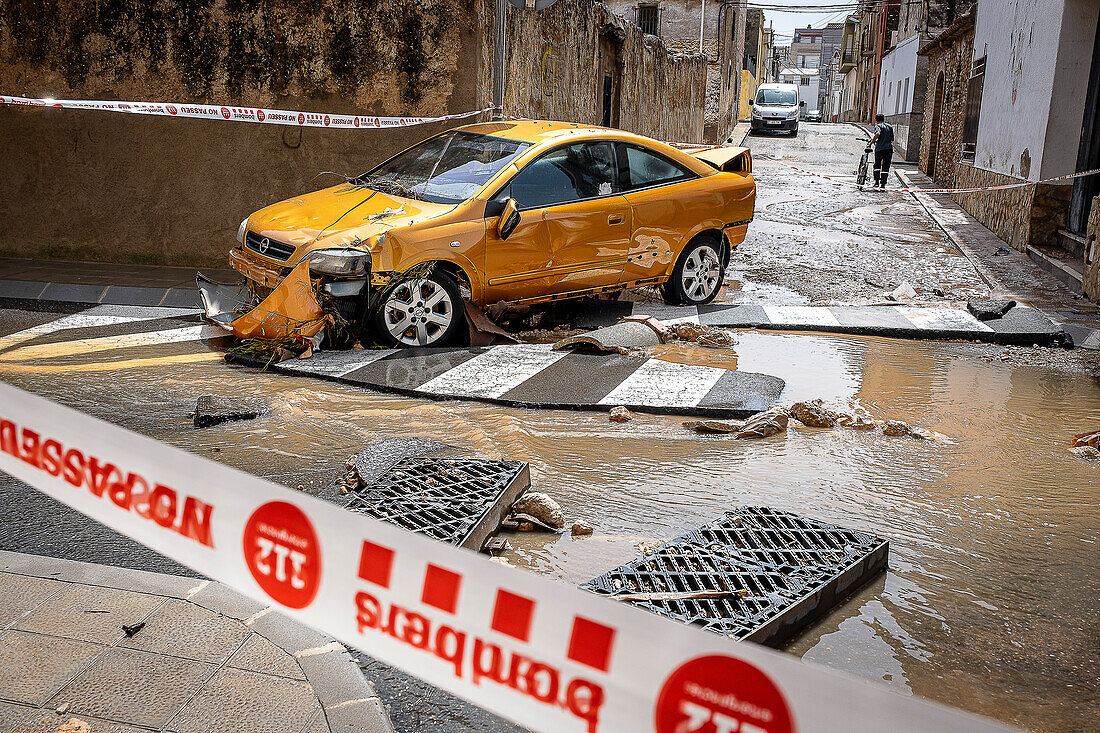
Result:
[749, 83, 804, 137]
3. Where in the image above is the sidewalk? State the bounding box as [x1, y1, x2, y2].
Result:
[895, 167, 1100, 349]
[0, 551, 393, 733]
[0, 259, 235, 309]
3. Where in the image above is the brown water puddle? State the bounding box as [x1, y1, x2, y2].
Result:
[3, 332, 1098, 732]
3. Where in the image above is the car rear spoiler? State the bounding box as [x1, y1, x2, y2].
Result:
[688, 146, 752, 174]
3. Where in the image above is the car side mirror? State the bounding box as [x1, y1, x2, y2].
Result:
[800, 101, 806, 107]
[498, 198, 520, 240]
[748, 99, 754, 106]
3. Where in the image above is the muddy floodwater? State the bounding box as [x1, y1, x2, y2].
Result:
[1, 330, 1098, 732]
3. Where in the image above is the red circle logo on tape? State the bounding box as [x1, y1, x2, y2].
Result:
[354, 117, 360, 127]
[243, 501, 322, 609]
[257, 109, 265, 122]
[324, 115, 330, 126]
[220, 106, 230, 119]
[655, 655, 793, 733]
[298, 112, 305, 124]
[167, 104, 177, 115]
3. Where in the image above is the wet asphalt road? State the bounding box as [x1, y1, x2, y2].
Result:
[1, 125, 1098, 732]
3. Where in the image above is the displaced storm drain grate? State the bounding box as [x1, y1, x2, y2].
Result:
[582, 506, 888, 646]
[344, 457, 530, 550]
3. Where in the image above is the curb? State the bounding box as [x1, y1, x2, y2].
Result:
[0, 279, 202, 309]
[0, 550, 395, 733]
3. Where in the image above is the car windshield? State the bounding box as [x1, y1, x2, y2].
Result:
[362, 131, 531, 204]
[757, 89, 797, 106]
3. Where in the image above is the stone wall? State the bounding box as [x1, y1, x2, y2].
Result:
[481, 0, 706, 143]
[953, 163, 1072, 251]
[1083, 195, 1100, 302]
[0, 0, 706, 267]
[0, 0, 477, 266]
[918, 23, 973, 188]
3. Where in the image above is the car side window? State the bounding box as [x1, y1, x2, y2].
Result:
[621, 145, 693, 190]
[508, 142, 617, 210]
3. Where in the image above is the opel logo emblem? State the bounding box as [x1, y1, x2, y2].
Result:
[259, 238, 270, 254]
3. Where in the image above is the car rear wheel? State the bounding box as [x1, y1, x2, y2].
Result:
[374, 272, 465, 347]
[663, 236, 725, 306]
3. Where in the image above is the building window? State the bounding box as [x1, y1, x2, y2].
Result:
[800, 77, 810, 86]
[962, 56, 985, 161]
[637, 5, 659, 36]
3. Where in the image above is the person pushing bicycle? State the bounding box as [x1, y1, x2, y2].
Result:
[869, 114, 894, 190]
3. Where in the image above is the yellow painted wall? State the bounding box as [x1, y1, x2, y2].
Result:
[739, 70, 758, 121]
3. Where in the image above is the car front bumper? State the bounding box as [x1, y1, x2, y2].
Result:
[751, 118, 798, 131]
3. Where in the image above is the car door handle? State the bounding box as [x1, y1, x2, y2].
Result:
[608, 214, 625, 225]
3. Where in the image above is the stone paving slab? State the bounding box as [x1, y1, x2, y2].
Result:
[0, 551, 393, 733]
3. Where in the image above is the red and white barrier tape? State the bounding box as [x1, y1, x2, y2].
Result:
[786, 163, 1100, 194]
[0, 382, 1014, 733]
[0, 94, 492, 129]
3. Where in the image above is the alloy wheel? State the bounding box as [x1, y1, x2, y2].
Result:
[681, 245, 721, 302]
[382, 279, 454, 346]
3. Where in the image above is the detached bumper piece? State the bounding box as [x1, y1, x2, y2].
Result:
[197, 260, 330, 341]
[582, 506, 888, 646]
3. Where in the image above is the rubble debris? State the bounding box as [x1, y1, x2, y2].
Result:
[885, 281, 918, 301]
[122, 622, 145, 638]
[967, 299, 1017, 321]
[735, 406, 788, 439]
[609, 406, 634, 423]
[881, 420, 910, 437]
[837, 413, 878, 430]
[57, 720, 90, 733]
[1071, 445, 1100, 459]
[484, 537, 511, 555]
[582, 506, 888, 646]
[696, 330, 735, 348]
[55, 703, 71, 715]
[908, 426, 936, 440]
[790, 399, 841, 428]
[512, 512, 560, 532]
[622, 314, 673, 342]
[511, 492, 565, 529]
[489, 556, 514, 567]
[670, 322, 707, 341]
[193, 395, 266, 428]
[553, 321, 660, 354]
[571, 521, 594, 537]
[683, 419, 742, 434]
[197, 261, 332, 341]
[516, 520, 535, 531]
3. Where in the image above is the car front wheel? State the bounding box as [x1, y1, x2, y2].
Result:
[373, 272, 465, 347]
[663, 236, 726, 306]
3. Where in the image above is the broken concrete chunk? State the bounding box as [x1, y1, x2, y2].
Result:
[790, 399, 840, 428]
[609, 406, 634, 423]
[908, 426, 936, 440]
[512, 512, 560, 532]
[511, 492, 565, 529]
[697, 330, 735, 348]
[885, 282, 917, 301]
[967, 299, 1016, 321]
[670, 322, 708, 341]
[881, 420, 910, 437]
[683, 419, 743, 434]
[622, 314, 673, 342]
[571, 521, 594, 537]
[57, 720, 90, 733]
[553, 321, 659, 353]
[837, 414, 878, 430]
[193, 395, 266, 428]
[736, 407, 788, 439]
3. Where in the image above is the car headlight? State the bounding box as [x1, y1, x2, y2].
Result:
[751, 107, 762, 119]
[236, 218, 248, 244]
[299, 248, 371, 277]
[788, 110, 800, 118]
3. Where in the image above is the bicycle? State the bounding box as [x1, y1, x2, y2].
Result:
[856, 145, 872, 188]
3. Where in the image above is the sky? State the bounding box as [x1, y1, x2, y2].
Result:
[758, 1, 858, 46]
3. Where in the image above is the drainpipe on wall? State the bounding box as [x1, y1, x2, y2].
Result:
[699, 0, 706, 54]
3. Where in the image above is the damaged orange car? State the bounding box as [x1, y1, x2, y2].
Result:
[224, 120, 755, 346]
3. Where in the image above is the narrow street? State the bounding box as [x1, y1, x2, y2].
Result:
[0, 123, 1096, 732]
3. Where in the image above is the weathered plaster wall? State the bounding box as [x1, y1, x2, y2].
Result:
[481, 0, 706, 143]
[0, 0, 477, 266]
[971, 0, 1098, 181]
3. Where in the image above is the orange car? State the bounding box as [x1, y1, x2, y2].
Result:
[228, 120, 755, 346]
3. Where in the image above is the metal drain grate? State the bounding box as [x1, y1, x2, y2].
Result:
[582, 506, 888, 646]
[344, 457, 530, 550]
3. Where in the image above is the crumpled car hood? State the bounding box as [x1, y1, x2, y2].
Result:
[248, 184, 455, 248]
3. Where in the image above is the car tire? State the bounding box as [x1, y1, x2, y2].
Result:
[373, 271, 466, 347]
[663, 235, 726, 306]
